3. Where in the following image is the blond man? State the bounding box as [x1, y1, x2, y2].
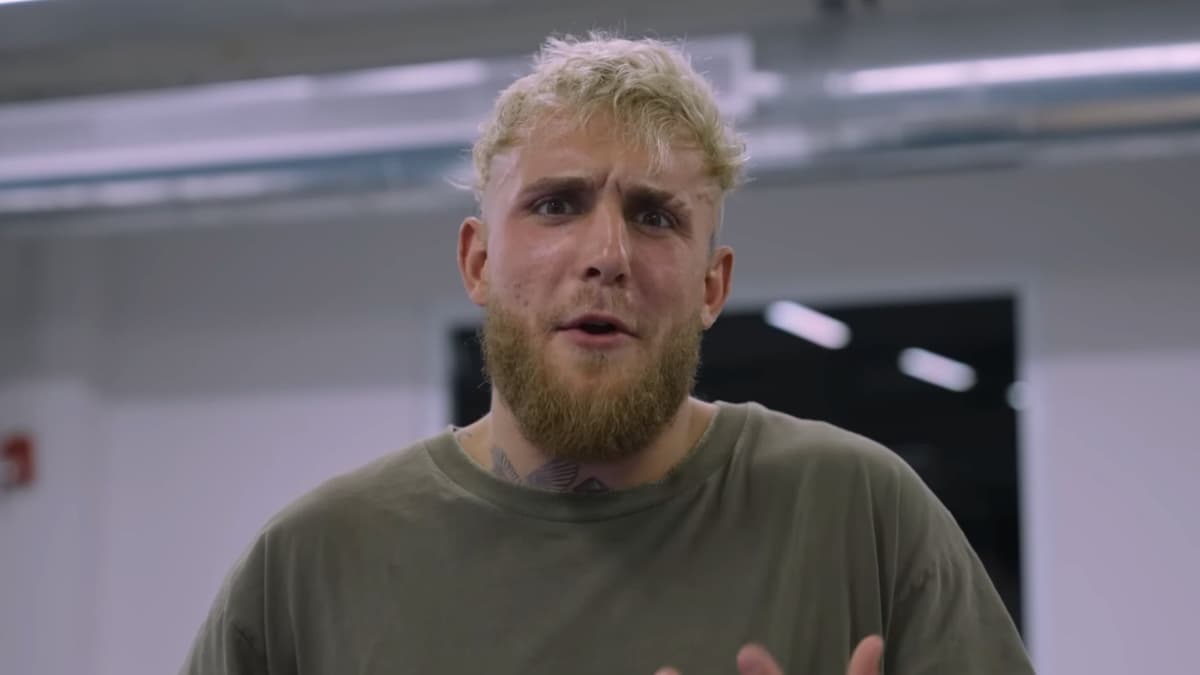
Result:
[183, 33, 1034, 675]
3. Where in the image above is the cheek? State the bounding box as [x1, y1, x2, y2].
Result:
[491, 275, 534, 313]
[492, 255, 560, 313]
[638, 254, 706, 307]
[497, 237, 571, 297]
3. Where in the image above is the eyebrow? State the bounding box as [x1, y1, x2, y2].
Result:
[623, 184, 693, 218]
[516, 175, 693, 215]
[516, 175, 595, 202]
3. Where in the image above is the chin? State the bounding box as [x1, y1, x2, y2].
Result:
[560, 361, 631, 385]
[552, 356, 638, 389]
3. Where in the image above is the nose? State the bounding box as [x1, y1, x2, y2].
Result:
[580, 198, 632, 285]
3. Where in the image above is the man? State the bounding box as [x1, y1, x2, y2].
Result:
[183, 33, 1035, 675]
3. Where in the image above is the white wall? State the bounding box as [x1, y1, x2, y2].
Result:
[1022, 273, 1200, 675]
[0, 242, 105, 675]
[2, 155, 1198, 675]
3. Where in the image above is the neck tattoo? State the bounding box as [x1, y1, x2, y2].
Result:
[490, 447, 612, 494]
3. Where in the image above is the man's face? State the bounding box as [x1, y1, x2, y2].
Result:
[459, 112, 733, 462]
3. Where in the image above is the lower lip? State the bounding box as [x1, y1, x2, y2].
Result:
[558, 328, 634, 349]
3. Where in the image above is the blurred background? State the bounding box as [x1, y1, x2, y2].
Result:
[1, 0, 1198, 674]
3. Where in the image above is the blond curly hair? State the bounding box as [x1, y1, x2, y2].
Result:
[472, 32, 748, 200]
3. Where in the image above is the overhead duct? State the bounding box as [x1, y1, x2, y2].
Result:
[2, 3, 1200, 234]
[745, 3, 1200, 179]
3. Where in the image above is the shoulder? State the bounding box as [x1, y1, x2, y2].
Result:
[733, 402, 919, 492]
[260, 434, 448, 547]
[208, 436, 446, 614]
[185, 437, 448, 667]
[730, 402, 966, 578]
[729, 403, 947, 548]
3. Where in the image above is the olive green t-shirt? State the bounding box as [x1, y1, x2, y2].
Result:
[182, 401, 1034, 675]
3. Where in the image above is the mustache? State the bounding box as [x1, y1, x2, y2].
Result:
[547, 289, 631, 318]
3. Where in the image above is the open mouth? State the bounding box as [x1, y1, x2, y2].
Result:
[558, 313, 634, 338]
[577, 321, 619, 335]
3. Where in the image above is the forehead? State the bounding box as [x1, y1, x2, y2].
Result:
[485, 113, 719, 207]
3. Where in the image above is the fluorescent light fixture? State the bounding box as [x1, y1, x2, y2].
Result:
[744, 126, 817, 165]
[827, 41, 1200, 96]
[0, 121, 481, 183]
[0, 173, 305, 213]
[748, 71, 786, 99]
[898, 347, 977, 392]
[764, 301, 851, 349]
[321, 59, 490, 96]
[1006, 381, 1028, 410]
[0, 0, 46, 5]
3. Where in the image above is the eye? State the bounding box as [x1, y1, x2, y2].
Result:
[532, 196, 578, 217]
[635, 209, 677, 230]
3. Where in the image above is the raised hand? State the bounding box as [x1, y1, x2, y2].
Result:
[843, 636, 884, 675]
[655, 635, 884, 675]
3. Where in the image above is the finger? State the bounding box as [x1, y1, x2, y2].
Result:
[654, 668, 681, 675]
[846, 635, 885, 675]
[737, 643, 785, 675]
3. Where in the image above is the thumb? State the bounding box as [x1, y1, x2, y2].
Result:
[846, 635, 884, 675]
[737, 643, 784, 675]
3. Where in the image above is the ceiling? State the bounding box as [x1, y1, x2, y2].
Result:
[0, 0, 1147, 102]
[4, 0, 1199, 236]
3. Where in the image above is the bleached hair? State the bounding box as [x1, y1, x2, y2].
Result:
[472, 32, 748, 200]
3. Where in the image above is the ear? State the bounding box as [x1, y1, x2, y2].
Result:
[458, 217, 489, 307]
[700, 245, 733, 329]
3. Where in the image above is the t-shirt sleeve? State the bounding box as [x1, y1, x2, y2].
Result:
[883, 463, 1036, 675]
[179, 539, 272, 675]
[180, 613, 267, 675]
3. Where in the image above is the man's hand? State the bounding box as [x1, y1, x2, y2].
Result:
[842, 636, 885, 675]
[655, 635, 884, 675]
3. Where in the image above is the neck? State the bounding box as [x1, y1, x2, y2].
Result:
[455, 395, 717, 493]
